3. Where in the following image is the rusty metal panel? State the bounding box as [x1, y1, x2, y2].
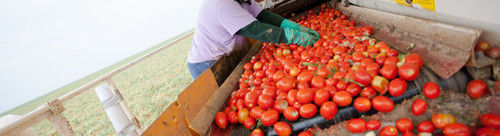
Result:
[336, 5, 481, 79]
[141, 101, 191, 136]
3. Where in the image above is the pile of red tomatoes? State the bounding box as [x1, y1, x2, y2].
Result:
[214, 6, 426, 136]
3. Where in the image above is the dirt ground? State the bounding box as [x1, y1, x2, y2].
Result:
[312, 90, 499, 136]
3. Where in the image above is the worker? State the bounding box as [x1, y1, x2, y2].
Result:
[187, 0, 320, 79]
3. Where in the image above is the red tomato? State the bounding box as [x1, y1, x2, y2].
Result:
[402, 131, 414, 136]
[423, 82, 440, 99]
[300, 103, 318, 118]
[396, 118, 414, 132]
[276, 77, 295, 91]
[320, 101, 338, 120]
[238, 108, 250, 124]
[354, 70, 372, 86]
[251, 129, 264, 136]
[398, 63, 420, 81]
[283, 107, 299, 121]
[227, 110, 238, 124]
[254, 62, 263, 71]
[371, 76, 389, 94]
[372, 96, 394, 112]
[274, 122, 292, 136]
[333, 91, 352, 107]
[324, 85, 338, 96]
[360, 86, 377, 99]
[311, 76, 326, 88]
[336, 80, 348, 91]
[297, 81, 310, 90]
[297, 71, 314, 82]
[261, 109, 279, 126]
[384, 56, 399, 66]
[366, 63, 380, 73]
[262, 87, 276, 98]
[480, 113, 500, 128]
[215, 112, 228, 129]
[467, 80, 488, 99]
[353, 97, 371, 112]
[380, 64, 398, 80]
[244, 117, 256, 130]
[244, 92, 259, 108]
[379, 126, 399, 136]
[297, 131, 313, 136]
[432, 113, 456, 129]
[346, 118, 367, 133]
[443, 123, 470, 136]
[314, 89, 330, 105]
[366, 119, 381, 130]
[250, 106, 265, 119]
[411, 99, 427, 116]
[273, 99, 288, 113]
[287, 89, 298, 105]
[326, 78, 339, 86]
[297, 88, 315, 104]
[404, 54, 423, 68]
[475, 127, 496, 136]
[258, 95, 274, 109]
[388, 78, 407, 97]
[417, 121, 435, 133]
[346, 83, 361, 96]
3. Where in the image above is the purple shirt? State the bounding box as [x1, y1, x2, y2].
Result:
[187, 0, 263, 63]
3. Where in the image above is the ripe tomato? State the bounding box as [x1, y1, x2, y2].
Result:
[273, 99, 288, 113]
[276, 77, 295, 91]
[388, 78, 407, 97]
[371, 76, 389, 94]
[320, 101, 338, 120]
[336, 80, 349, 91]
[423, 82, 440, 99]
[467, 80, 488, 99]
[254, 62, 263, 71]
[333, 91, 352, 107]
[273, 71, 286, 82]
[417, 121, 435, 133]
[347, 118, 367, 133]
[274, 122, 292, 136]
[360, 86, 377, 99]
[297, 71, 314, 82]
[290, 67, 301, 76]
[244, 92, 259, 108]
[366, 63, 380, 73]
[398, 63, 420, 81]
[297, 131, 313, 136]
[314, 89, 330, 105]
[215, 112, 228, 129]
[258, 95, 274, 109]
[228, 110, 238, 124]
[411, 99, 427, 116]
[380, 64, 398, 80]
[297, 88, 315, 104]
[480, 113, 500, 128]
[287, 89, 298, 104]
[261, 109, 279, 126]
[311, 76, 326, 88]
[283, 107, 299, 121]
[326, 78, 339, 86]
[402, 131, 414, 136]
[251, 128, 264, 136]
[300, 103, 318, 118]
[244, 117, 256, 130]
[297, 81, 310, 90]
[372, 96, 394, 112]
[346, 83, 361, 96]
[250, 106, 265, 119]
[262, 87, 276, 98]
[404, 54, 423, 68]
[353, 97, 371, 112]
[432, 113, 456, 129]
[366, 119, 381, 130]
[354, 70, 372, 85]
[475, 127, 496, 136]
[384, 56, 399, 66]
[396, 118, 414, 132]
[324, 85, 338, 96]
[379, 126, 399, 136]
[443, 123, 470, 136]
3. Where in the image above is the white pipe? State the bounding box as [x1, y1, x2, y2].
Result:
[95, 84, 138, 136]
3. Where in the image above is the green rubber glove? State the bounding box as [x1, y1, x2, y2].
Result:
[280, 19, 320, 38]
[283, 28, 318, 47]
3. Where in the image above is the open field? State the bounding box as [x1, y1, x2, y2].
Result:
[2, 30, 194, 135]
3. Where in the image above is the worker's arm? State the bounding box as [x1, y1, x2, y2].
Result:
[236, 21, 318, 47]
[257, 10, 320, 37]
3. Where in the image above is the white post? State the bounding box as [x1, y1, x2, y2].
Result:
[95, 83, 139, 136]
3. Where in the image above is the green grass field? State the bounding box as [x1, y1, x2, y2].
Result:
[2, 29, 194, 135]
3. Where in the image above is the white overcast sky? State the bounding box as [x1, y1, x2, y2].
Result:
[0, 0, 203, 113]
